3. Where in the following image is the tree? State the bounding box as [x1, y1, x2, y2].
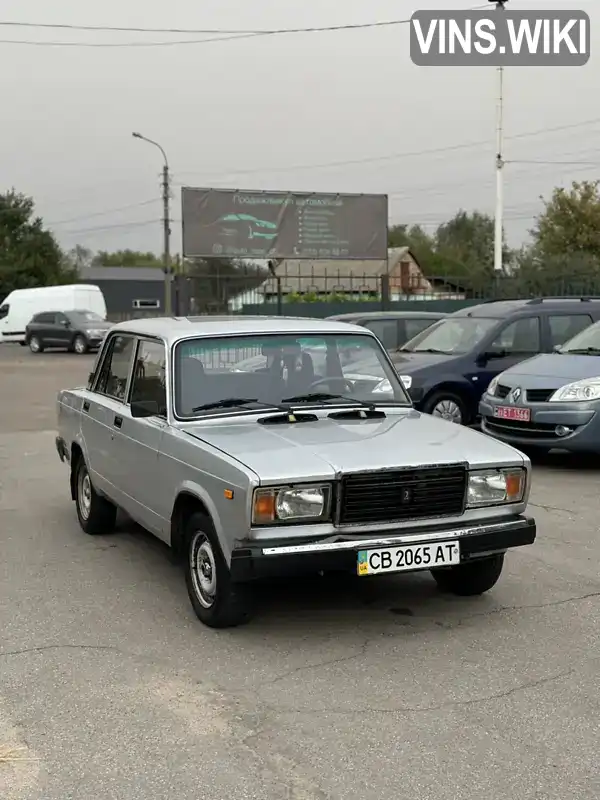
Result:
[92, 249, 162, 267]
[186, 257, 269, 312]
[0, 189, 75, 297]
[531, 180, 600, 260]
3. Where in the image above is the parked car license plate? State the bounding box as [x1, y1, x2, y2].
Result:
[494, 406, 531, 421]
[357, 541, 460, 576]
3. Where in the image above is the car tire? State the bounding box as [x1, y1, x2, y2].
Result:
[28, 335, 44, 353]
[74, 457, 117, 535]
[431, 553, 505, 596]
[184, 511, 254, 628]
[72, 335, 89, 355]
[422, 391, 469, 425]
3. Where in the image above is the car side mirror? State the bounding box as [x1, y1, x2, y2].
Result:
[475, 351, 490, 366]
[61, 319, 70, 327]
[131, 399, 160, 418]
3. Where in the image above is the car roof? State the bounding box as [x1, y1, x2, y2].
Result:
[108, 315, 375, 344]
[327, 311, 446, 321]
[451, 298, 600, 318]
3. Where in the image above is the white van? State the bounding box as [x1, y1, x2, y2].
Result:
[0, 284, 107, 344]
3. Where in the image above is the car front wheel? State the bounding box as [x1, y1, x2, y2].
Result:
[423, 391, 468, 425]
[431, 553, 504, 596]
[72, 335, 89, 355]
[184, 511, 253, 628]
[28, 335, 44, 353]
[74, 457, 117, 535]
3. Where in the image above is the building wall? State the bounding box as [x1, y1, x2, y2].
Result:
[80, 278, 165, 318]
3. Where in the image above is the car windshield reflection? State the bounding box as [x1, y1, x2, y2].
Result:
[174, 333, 410, 417]
[402, 317, 498, 355]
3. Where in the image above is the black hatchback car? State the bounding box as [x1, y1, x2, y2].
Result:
[26, 309, 112, 354]
[388, 298, 600, 425]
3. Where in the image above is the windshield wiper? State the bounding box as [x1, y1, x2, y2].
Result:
[192, 397, 291, 413]
[560, 347, 600, 355]
[282, 392, 375, 409]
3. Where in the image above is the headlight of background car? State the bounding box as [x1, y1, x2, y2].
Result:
[398, 375, 412, 390]
[486, 375, 499, 396]
[372, 378, 393, 393]
[549, 378, 600, 402]
[252, 485, 330, 524]
[467, 468, 526, 507]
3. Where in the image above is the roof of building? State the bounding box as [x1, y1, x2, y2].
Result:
[79, 267, 165, 281]
[109, 314, 374, 343]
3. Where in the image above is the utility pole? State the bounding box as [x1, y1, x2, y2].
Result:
[132, 132, 172, 314]
[493, 0, 508, 273]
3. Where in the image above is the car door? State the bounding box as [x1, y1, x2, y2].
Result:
[81, 333, 136, 505]
[31, 312, 54, 344]
[53, 312, 73, 348]
[475, 316, 542, 392]
[121, 337, 170, 537]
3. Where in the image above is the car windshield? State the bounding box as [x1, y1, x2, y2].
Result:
[70, 310, 105, 323]
[174, 333, 410, 417]
[401, 316, 499, 354]
[559, 320, 600, 354]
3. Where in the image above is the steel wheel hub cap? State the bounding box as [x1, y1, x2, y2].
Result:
[191, 533, 217, 608]
[432, 399, 462, 424]
[79, 472, 92, 519]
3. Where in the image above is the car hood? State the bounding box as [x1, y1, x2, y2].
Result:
[499, 353, 600, 387]
[185, 409, 525, 483]
[388, 351, 457, 373]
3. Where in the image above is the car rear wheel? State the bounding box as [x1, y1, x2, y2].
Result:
[431, 553, 504, 596]
[74, 457, 117, 535]
[73, 335, 88, 355]
[28, 335, 44, 353]
[423, 391, 468, 425]
[184, 511, 253, 628]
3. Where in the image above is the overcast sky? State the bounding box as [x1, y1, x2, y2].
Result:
[1, 0, 597, 256]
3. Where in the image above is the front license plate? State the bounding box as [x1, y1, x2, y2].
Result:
[357, 541, 460, 576]
[494, 406, 531, 421]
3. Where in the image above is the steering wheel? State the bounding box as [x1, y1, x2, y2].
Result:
[309, 376, 355, 393]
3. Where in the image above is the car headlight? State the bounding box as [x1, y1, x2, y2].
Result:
[549, 378, 600, 402]
[467, 468, 526, 507]
[87, 329, 105, 338]
[398, 375, 412, 390]
[487, 375, 499, 396]
[252, 485, 330, 524]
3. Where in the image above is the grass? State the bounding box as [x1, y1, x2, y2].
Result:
[0, 746, 37, 764]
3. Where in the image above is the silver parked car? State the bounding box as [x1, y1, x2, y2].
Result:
[56, 315, 537, 628]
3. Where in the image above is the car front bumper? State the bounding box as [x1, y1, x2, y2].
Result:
[229, 515, 536, 581]
[479, 395, 600, 451]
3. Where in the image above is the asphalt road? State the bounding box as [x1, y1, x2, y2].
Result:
[1, 343, 599, 800]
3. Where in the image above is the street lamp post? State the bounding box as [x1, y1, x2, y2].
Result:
[132, 131, 172, 314]
[489, 0, 508, 273]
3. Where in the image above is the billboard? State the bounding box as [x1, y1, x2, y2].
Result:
[181, 188, 388, 260]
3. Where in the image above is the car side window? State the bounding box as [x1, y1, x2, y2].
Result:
[363, 319, 399, 350]
[94, 335, 135, 402]
[55, 313, 69, 326]
[548, 314, 592, 347]
[489, 317, 541, 354]
[129, 339, 167, 416]
[0, 304, 9, 319]
[35, 313, 53, 324]
[404, 318, 438, 341]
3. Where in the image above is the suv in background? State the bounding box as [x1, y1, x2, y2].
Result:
[26, 309, 112, 354]
[327, 311, 446, 350]
[388, 298, 600, 426]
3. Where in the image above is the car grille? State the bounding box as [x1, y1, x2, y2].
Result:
[526, 389, 554, 403]
[338, 465, 467, 525]
[496, 384, 511, 399]
[483, 417, 579, 440]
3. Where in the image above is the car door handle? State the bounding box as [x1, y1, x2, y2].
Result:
[113, 415, 123, 429]
[82, 401, 90, 412]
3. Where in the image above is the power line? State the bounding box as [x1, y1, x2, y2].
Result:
[48, 198, 159, 226]
[59, 219, 160, 234]
[0, 4, 489, 47]
[173, 116, 600, 181]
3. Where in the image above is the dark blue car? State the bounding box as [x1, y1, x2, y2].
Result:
[388, 298, 600, 425]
